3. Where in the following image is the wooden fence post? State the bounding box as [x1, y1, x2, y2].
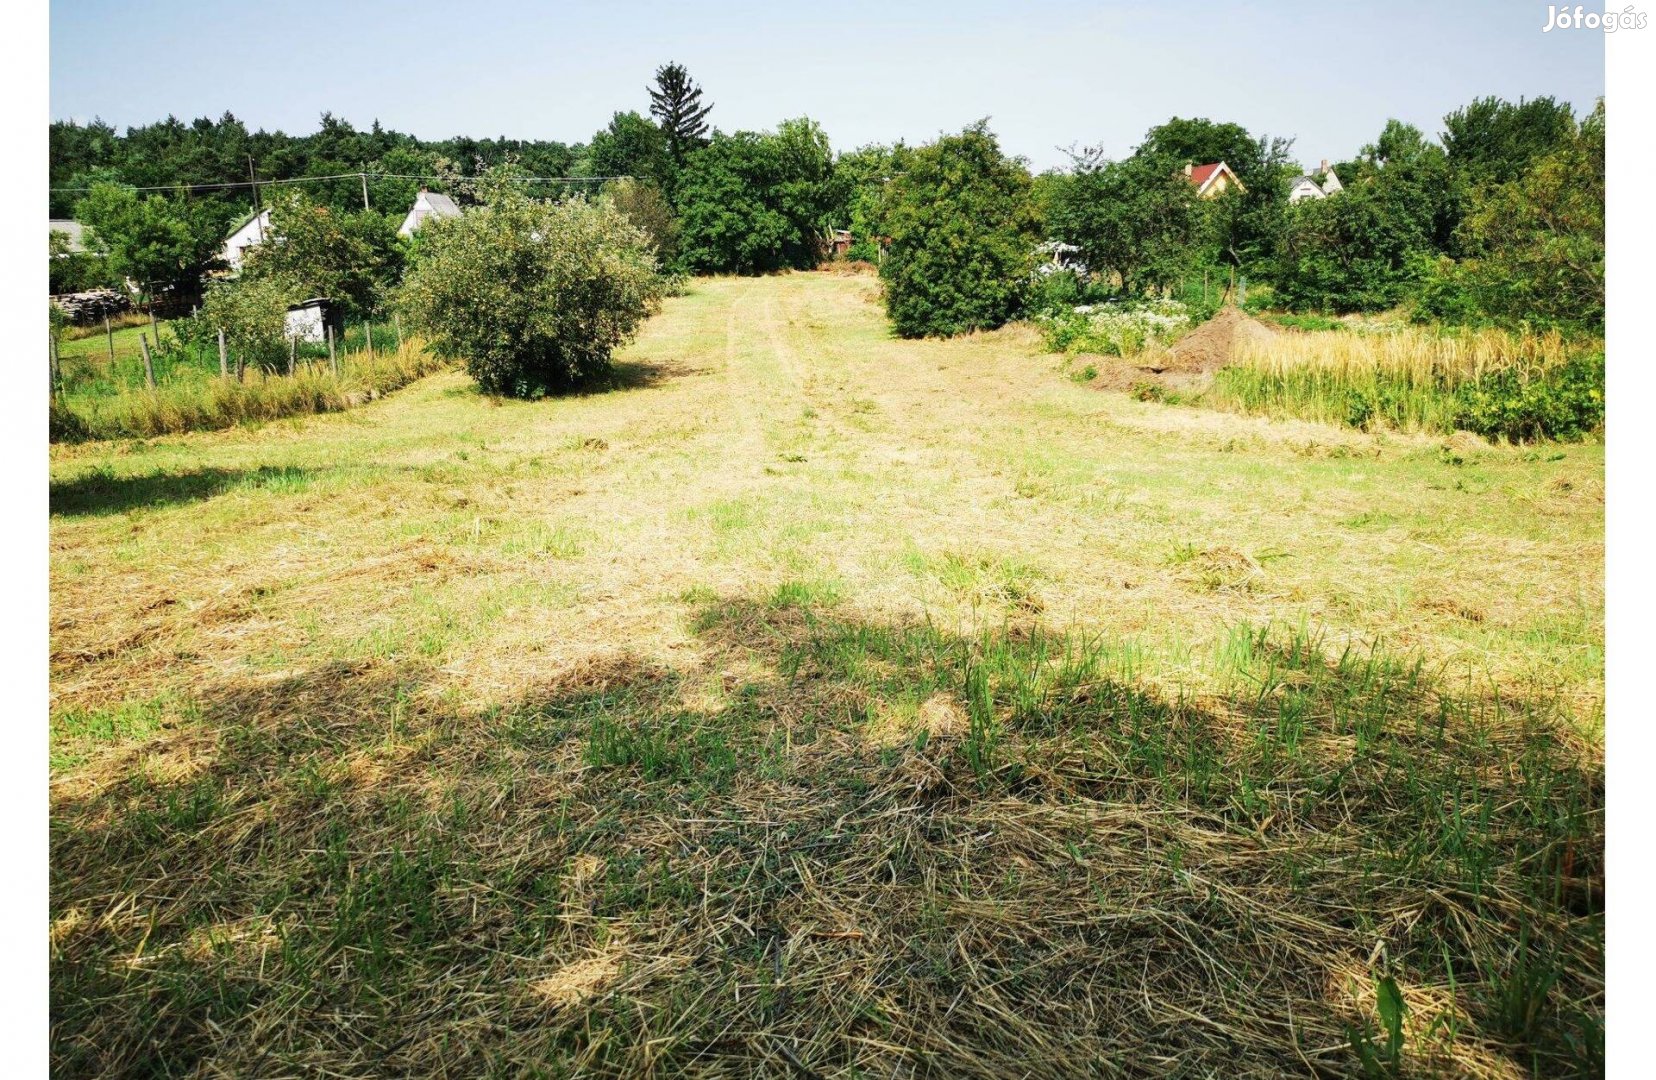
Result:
[328, 325, 338, 377]
[218, 328, 229, 377]
[104, 312, 115, 363]
[394, 314, 403, 350]
[365, 321, 373, 355]
[288, 335, 297, 376]
[148, 305, 159, 350]
[50, 336, 60, 400]
[139, 333, 156, 389]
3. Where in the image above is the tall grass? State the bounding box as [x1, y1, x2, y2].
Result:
[1205, 326, 1602, 440]
[51, 342, 447, 443]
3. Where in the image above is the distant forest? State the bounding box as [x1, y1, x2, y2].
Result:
[50, 112, 589, 219]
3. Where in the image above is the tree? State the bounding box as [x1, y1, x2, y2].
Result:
[397, 171, 664, 397]
[75, 183, 226, 304]
[1452, 101, 1603, 333]
[197, 274, 296, 370]
[49, 230, 115, 294]
[605, 178, 681, 269]
[1442, 96, 1577, 184]
[648, 62, 713, 171]
[242, 191, 403, 316]
[880, 122, 1039, 337]
[1047, 154, 1206, 297]
[1132, 117, 1296, 271]
[675, 119, 839, 274]
[585, 111, 671, 189]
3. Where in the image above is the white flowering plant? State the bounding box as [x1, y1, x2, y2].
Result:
[1038, 298, 1192, 357]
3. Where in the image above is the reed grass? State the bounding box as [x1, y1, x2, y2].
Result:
[1206, 325, 1598, 438]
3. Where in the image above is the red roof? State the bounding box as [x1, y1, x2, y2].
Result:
[1188, 163, 1223, 188]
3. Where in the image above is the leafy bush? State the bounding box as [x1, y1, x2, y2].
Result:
[197, 275, 296, 371]
[675, 119, 839, 274]
[606, 178, 680, 269]
[1037, 299, 1191, 357]
[1453, 354, 1603, 442]
[880, 122, 1040, 338]
[398, 179, 662, 397]
[243, 191, 403, 318]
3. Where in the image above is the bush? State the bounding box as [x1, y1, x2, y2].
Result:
[880, 122, 1040, 338]
[197, 275, 296, 372]
[1453, 354, 1603, 442]
[1037, 299, 1191, 357]
[397, 180, 663, 398]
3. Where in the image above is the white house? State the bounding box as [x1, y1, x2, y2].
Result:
[221, 208, 271, 271]
[1288, 160, 1344, 204]
[397, 189, 461, 238]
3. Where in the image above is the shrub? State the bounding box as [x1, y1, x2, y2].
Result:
[1037, 299, 1191, 357]
[1453, 354, 1603, 442]
[880, 122, 1040, 337]
[197, 275, 296, 372]
[397, 180, 663, 398]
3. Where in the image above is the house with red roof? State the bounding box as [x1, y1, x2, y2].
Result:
[1182, 161, 1246, 198]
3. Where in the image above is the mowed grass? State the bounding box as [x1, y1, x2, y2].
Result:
[49, 273, 1603, 1077]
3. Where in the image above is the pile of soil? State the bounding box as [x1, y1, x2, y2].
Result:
[1160, 306, 1277, 374]
[1087, 306, 1277, 394]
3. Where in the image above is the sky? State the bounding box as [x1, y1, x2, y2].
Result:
[50, 0, 1605, 172]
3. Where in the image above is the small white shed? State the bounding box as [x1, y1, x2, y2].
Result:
[284, 298, 342, 343]
[397, 190, 462, 238]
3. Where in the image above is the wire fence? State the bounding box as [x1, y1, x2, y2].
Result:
[51, 315, 407, 402]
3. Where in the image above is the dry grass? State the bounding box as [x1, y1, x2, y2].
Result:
[1231, 326, 1575, 386]
[49, 273, 1603, 1077]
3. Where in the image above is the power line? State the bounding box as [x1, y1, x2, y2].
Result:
[49, 171, 632, 194]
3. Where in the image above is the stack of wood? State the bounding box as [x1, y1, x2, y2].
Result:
[51, 288, 131, 324]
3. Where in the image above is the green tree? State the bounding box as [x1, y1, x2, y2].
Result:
[675, 119, 838, 274]
[648, 62, 713, 172]
[1442, 95, 1577, 184]
[1047, 154, 1205, 297]
[75, 183, 226, 304]
[585, 112, 671, 189]
[880, 122, 1039, 337]
[49, 230, 115, 294]
[197, 274, 296, 370]
[242, 191, 403, 316]
[605, 178, 681, 268]
[1452, 102, 1603, 333]
[397, 171, 663, 397]
[1271, 120, 1453, 311]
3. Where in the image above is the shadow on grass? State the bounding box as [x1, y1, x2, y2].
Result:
[49, 465, 317, 517]
[49, 597, 1603, 1079]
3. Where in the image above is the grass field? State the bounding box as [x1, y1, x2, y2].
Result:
[49, 273, 1603, 1077]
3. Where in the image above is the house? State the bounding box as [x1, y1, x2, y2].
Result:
[1184, 161, 1246, 198]
[1035, 240, 1084, 275]
[284, 297, 344, 343]
[398, 189, 462, 238]
[826, 228, 853, 257]
[1288, 160, 1344, 203]
[221, 208, 271, 271]
[49, 219, 90, 254]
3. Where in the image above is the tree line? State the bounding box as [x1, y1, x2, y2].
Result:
[52, 70, 1604, 348]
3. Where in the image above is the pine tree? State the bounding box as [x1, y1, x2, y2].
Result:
[648, 63, 713, 169]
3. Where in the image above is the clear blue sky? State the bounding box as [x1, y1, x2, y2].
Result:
[51, 0, 1604, 172]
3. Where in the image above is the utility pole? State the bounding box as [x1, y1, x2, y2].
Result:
[360, 171, 371, 210]
[248, 154, 264, 240]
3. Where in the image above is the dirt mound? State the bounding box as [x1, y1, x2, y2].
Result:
[1085, 306, 1278, 396]
[1159, 306, 1277, 374]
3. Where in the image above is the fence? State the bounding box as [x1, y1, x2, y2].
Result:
[50, 314, 408, 403]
